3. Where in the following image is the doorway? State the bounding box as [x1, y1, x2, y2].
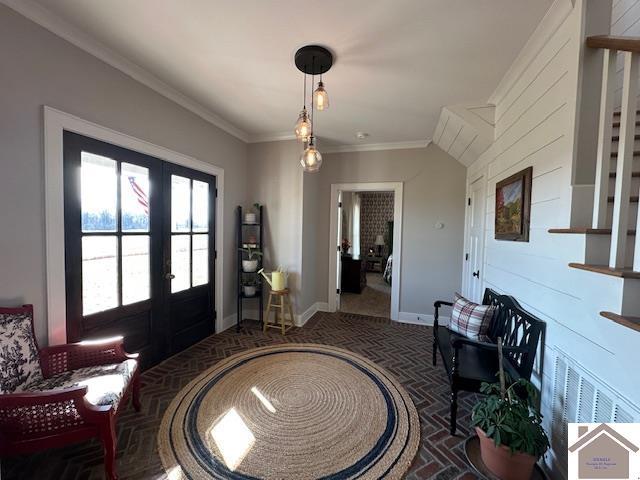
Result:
[63, 132, 216, 368]
[328, 182, 403, 321]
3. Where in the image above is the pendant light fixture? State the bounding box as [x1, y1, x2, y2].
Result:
[294, 45, 333, 173]
[294, 73, 312, 141]
[314, 76, 329, 111]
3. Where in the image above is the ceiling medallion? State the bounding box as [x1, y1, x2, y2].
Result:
[294, 45, 334, 173]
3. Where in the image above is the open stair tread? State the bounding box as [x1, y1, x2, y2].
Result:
[548, 227, 636, 235]
[612, 134, 640, 141]
[568, 263, 640, 278]
[600, 311, 640, 332]
[607, 196, 639, 203]
[609, 172, 640, 178]
[610, 151, 640, 157]
[612, 120, 640, 128]
[613, 110, 640, 117]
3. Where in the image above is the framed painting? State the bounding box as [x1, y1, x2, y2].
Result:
[495, 166, 532, 241]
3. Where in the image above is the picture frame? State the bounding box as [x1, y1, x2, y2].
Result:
[495, 166, 532, 241]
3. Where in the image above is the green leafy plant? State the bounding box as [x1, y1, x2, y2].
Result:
[239, 246, 263, 260]
[472, 372, 550, 457]
[253, 202, 261, 213]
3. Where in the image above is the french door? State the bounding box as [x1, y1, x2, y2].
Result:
[63, 132, 216, 368]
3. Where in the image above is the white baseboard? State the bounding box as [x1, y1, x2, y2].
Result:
[298, 301, 330, 327]
[396, 312, 449, 326]
[235, 302, 330, 329]
[220, 313, 237, 332]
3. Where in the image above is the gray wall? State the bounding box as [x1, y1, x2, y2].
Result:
[246, 140, 304, 313]
[0, 6, 247, 344]
[312, 144, 466, 315]
[301, 170, 321, 313]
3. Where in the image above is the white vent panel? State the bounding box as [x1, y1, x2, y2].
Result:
[550, 351, 640, 479]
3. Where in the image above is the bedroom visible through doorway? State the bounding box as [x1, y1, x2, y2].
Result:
[337, 190, 394, 318]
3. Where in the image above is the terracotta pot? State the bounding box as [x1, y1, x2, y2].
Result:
[476, 427, 537, 480]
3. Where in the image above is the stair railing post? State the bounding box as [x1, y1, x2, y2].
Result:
[610, 51, 639, 269]
[593, 48, 617, 228]
[635, 184, 640, 271]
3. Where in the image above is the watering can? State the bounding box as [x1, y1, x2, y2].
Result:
[258, 267, 289, 292]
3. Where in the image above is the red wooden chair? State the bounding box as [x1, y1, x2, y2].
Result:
[0, 305, 141, 480]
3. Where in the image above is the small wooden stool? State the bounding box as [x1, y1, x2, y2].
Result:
[263, 289, 295, 335]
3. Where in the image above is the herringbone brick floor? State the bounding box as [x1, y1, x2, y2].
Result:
[1, 312, 480, 480]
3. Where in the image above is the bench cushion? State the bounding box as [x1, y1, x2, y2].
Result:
[0, 311, 43, 394]
[25, 359, 137, 410]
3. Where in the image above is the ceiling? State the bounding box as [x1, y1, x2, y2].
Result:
[26, 0, 552, 146]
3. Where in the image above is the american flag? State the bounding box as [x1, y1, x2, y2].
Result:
[128, 176, 149, 214]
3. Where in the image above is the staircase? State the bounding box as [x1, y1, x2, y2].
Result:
[550, 36, 640, 332]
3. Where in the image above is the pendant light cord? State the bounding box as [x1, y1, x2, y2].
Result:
[311, 56, 315, 138]
[302, 69, 307, 109]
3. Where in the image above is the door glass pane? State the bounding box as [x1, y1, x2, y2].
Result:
[122, 235, 150, 305]
[192, 234, 208, 286]
[171, 175, 191, 232]
[82, 236, 118, 315]
[121, 163, 149, 232]
[171, 234, 190, 293]
[81, 153, 117, 232]
[192, 180, 209, 232]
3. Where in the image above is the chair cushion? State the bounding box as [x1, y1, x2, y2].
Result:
[0, 311, 43, 394]
[449, 293, 495, 342]
[24, 359, 137, 410]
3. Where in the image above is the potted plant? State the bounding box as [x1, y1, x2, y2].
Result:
[239, 246, 262, 272]
[244, 203, 261, 224]
[471, 343, 549, 480]
[242, 279, 258, 297]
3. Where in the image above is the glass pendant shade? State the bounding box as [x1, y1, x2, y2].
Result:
[300, 137, 322, 173]
[314, 81, 329, 110]
[294, 107, 312, 141]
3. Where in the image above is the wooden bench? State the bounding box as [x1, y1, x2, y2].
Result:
[433, 288, 545, 434]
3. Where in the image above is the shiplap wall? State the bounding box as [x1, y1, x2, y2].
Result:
[465, 1, 640, 476]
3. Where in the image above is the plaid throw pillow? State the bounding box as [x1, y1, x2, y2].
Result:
[449, 293, 495, 342]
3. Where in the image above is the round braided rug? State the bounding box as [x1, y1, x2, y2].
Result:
[158, 343, 420, 479]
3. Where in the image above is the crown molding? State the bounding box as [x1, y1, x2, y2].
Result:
[248, 132, 298, 143]
[322, 140, 430, 154]
[2, 0, 249, 142]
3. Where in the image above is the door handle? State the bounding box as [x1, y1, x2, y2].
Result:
[165, 273, 176, 280]
[472, 270, 480, 278]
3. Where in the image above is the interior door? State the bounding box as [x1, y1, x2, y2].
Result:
[162, 163, 216, 355]
[465, 176, 486, 302]
[63, 132, 216, 367]
[336, 190, 343, 310]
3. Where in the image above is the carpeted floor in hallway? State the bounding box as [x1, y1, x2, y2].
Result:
[1, 311, 481, 480]
[340, 272, 392, 318]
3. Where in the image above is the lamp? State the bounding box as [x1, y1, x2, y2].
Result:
[300, 136, 322, 172]
[375, 235, 385, 256]
[294, 107, 311, 142]
[314, 79, 329, 111]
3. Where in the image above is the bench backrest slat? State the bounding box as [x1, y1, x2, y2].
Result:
[482, 288, 545, 380]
